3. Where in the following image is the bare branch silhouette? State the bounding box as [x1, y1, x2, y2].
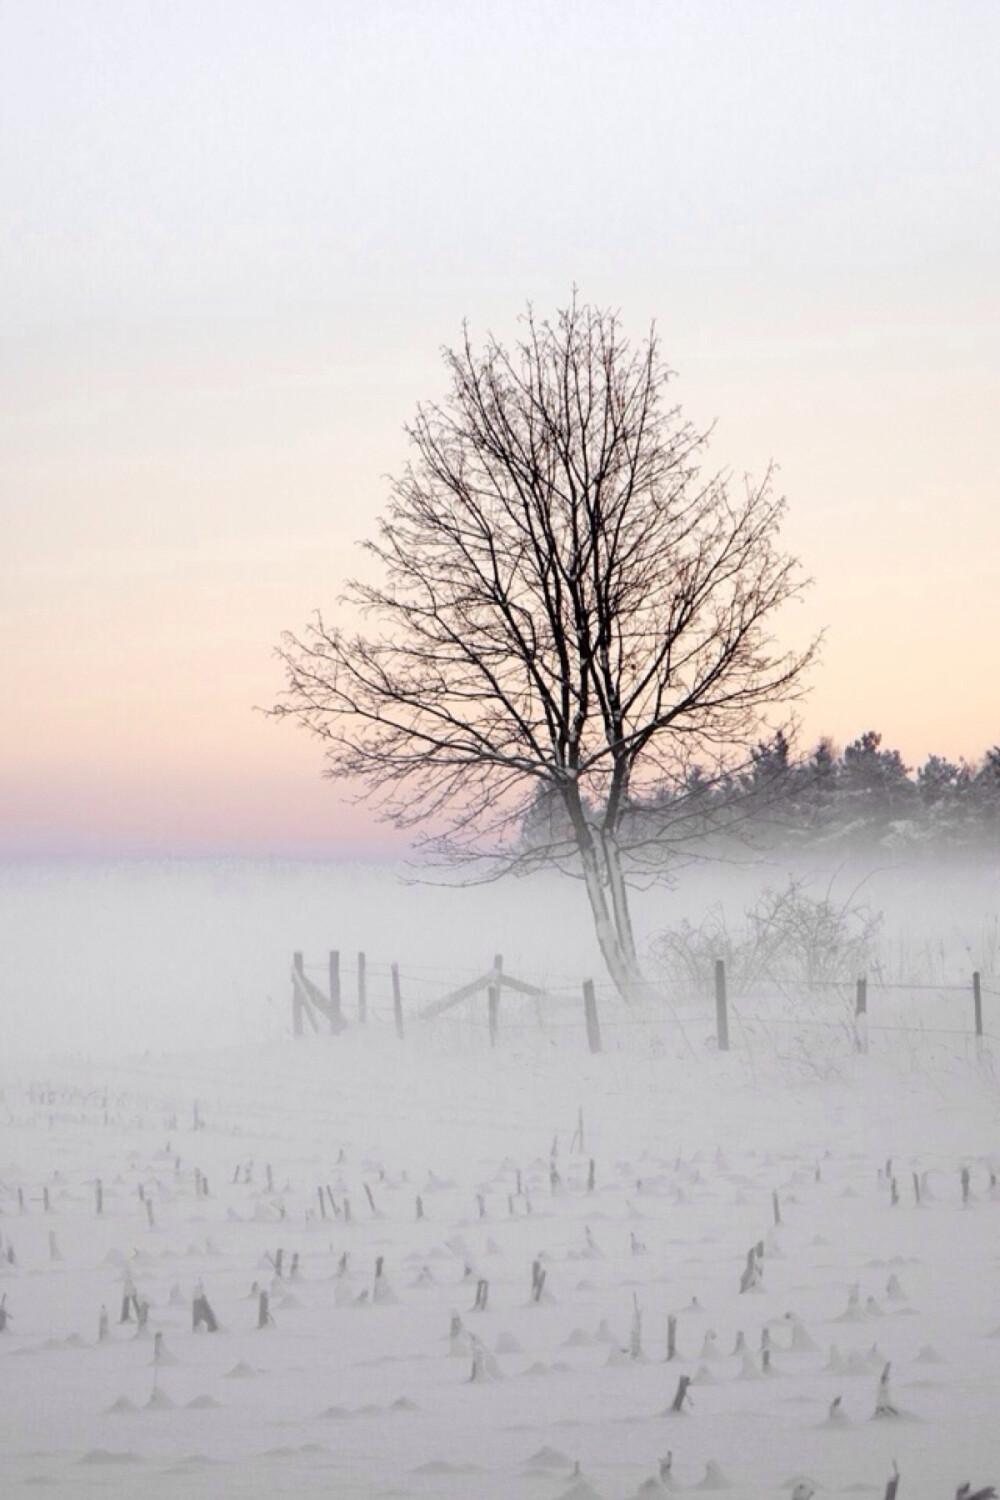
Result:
[271, 296, 818, 995]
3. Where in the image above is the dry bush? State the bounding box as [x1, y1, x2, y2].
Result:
[652, 876, 881, 1001]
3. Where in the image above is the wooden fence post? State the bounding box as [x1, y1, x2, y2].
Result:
[714, 958, 729, 1052]
[973, 970, 983, 1038]
[392, 963, 404, 1040]
[583, 980, 602, 1054]
[488, 953, 503, 1046]
[329, 951, 342, 1031]
[292, 951, 305, 1037]
[855, 976, 869, 1054]
[357, 951, 367, 1024]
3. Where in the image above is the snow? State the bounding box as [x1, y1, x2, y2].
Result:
[2, 1020, 999, 1498]
[0, 852, 996, 1494]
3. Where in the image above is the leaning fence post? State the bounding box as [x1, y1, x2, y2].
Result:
[855, 976, 869, 1054]
[392, 963, 404, 1040]
[328, 951, 342, 1031]
[714, 958, 729, 1052]
[973, 970, 983, 1038]
[583, 980, 603, 1054]
[488, 953, 503, 1046]
[292, 951, 305, 1037]
[357, 951, 367, 1024]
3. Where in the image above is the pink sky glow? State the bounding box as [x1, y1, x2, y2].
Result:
[3, 4, 997, 858]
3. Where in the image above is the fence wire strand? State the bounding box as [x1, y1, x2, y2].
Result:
[288, 952, 997, 1067]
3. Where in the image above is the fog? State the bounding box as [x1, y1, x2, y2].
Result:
[2, 853, 998, 1494]
[0, 856, 606, 1058]
[2, 852, 994, 1060]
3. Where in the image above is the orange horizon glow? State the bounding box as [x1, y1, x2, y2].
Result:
[0, 696, 994, 861]
[4, 5, 997, 858]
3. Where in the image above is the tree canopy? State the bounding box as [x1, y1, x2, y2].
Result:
[272, 299, 818, 994]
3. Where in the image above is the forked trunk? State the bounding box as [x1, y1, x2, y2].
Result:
[563, 786, 643, 1000]
[580, 841, 643, 1000]
[600, 831, 637, 969]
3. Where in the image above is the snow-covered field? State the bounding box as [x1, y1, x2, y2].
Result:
[2, 1024, 999, 1499]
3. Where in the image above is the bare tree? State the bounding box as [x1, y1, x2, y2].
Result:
[271, 298, 818, 997]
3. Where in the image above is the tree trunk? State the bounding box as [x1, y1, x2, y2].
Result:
[600, 832, 638, 969]
[580, 840, 643, 999]
[563, 785, 643, 1000]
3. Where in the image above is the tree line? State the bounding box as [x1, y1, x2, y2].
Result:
[520, 729, 1000, 860]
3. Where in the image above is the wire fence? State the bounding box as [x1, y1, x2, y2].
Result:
[289, 949, 999, 1074]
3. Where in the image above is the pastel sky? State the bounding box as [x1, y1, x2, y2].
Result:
[3, 1, 998, 857]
